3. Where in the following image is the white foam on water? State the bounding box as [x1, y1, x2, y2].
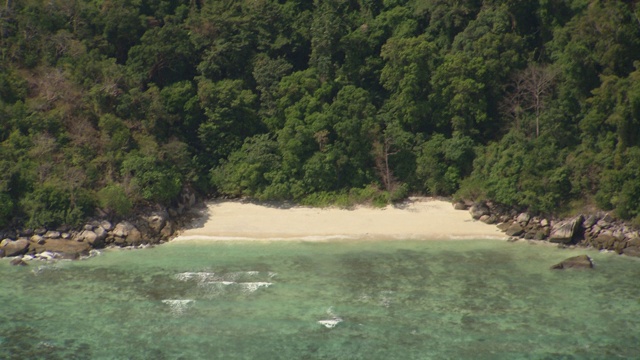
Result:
[161, 299, 195, 315]
[238, 282, 273, 292]
[319, 306, 343, 328]
[206, 281, 235, 286]
[318, 319, 343, 328]
[267, 272, 278, 278]
[225, 271, 260, 281]
[175, 272, 217, 282]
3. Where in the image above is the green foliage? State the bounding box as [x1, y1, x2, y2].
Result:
[211, 135, 281, 198]
[416, 134, 475, 195]
[121, 153, 182, 205]
[20, 184, 95, 228]
[463, 130, 571, 213]
[97, 184, 133, 218]
[0, 193, 14, 228]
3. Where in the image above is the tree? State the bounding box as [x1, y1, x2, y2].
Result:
[501, 63, 558, 137]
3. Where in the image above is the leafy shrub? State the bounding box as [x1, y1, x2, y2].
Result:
[97, 184, 133, 217]
[20, 185, 95, 228]
[121, 153, 182, 205]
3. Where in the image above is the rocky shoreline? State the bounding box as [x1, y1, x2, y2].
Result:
[458, 200, 640, 257]
[3, 194, 640, 264]
[0, 189, 201, 263]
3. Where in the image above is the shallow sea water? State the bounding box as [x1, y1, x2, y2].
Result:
[1, 239, 639, 359]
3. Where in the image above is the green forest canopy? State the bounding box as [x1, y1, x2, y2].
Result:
[1, 0, 640, 228]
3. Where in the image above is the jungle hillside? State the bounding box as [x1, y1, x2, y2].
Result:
[1, 0, 640, 229]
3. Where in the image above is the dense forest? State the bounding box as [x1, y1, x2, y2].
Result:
[1, 0, 640, 229]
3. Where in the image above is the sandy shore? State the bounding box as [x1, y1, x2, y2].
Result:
[172, 197, 505, 242]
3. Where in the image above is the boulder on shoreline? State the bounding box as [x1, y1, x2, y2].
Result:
[549, 216, 583, 244]
[0, 239, 30, 257]
[469, 203, 490, 220]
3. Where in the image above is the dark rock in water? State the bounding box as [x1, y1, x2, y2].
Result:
[0, 239, 30, 257]
[505, 224, 524, 237]
[10, 257, 28, 266]
[469, 203, 490, 220]
[622, 246, 640, 257]
[549, 216, 583, 244]
[550, 255, 593, 270]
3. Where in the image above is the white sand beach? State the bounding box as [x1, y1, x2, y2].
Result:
[172, 197, 505, 242]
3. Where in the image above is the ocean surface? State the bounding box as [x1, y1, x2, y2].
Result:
[1, 239, 639, 359]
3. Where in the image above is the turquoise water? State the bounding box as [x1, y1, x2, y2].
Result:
[1, 239, 639, 359]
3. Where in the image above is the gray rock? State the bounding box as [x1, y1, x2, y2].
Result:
[453, 202, 467, 210]
[516, 212, 531, 224]
[160, 221, 174, 239]
[1, 239, 30, 257]
[496, 222, 513, 231]
[113, 221, 143, 245]
[469, 203, 490, 220]
[61, 232, 71, 239]
[19, 229, 34, 237]
[583, 215, 598, 229]
[126, 227, 143, 245]
[0, 238, 10, 247]
[591, 234, 617, 250]
[100, 220, 113, 231]
[601, 213, 614, 223]
[113, 222, 135, 238]
[549, 216, 583, 244]
[37, 251, 57, 261]
[34, 228, 47, 235]
[10, 257, 28, 266]
[505, 224, 525, 237]
[540, 218, 549, 227]
[551, 255, 593, 270]
[146, 210, 169, 234]
[84, 224, 94, 231]
[534, 231, 548, 240]
[30, 235, 46, 245]
[94, 226, 108, 241]
[44, 231, 61, 239]
[622, 246, 640, 257]
[596, 220, 611, 229]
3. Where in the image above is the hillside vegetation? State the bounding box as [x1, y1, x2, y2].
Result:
[1, 0, 640, 228]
